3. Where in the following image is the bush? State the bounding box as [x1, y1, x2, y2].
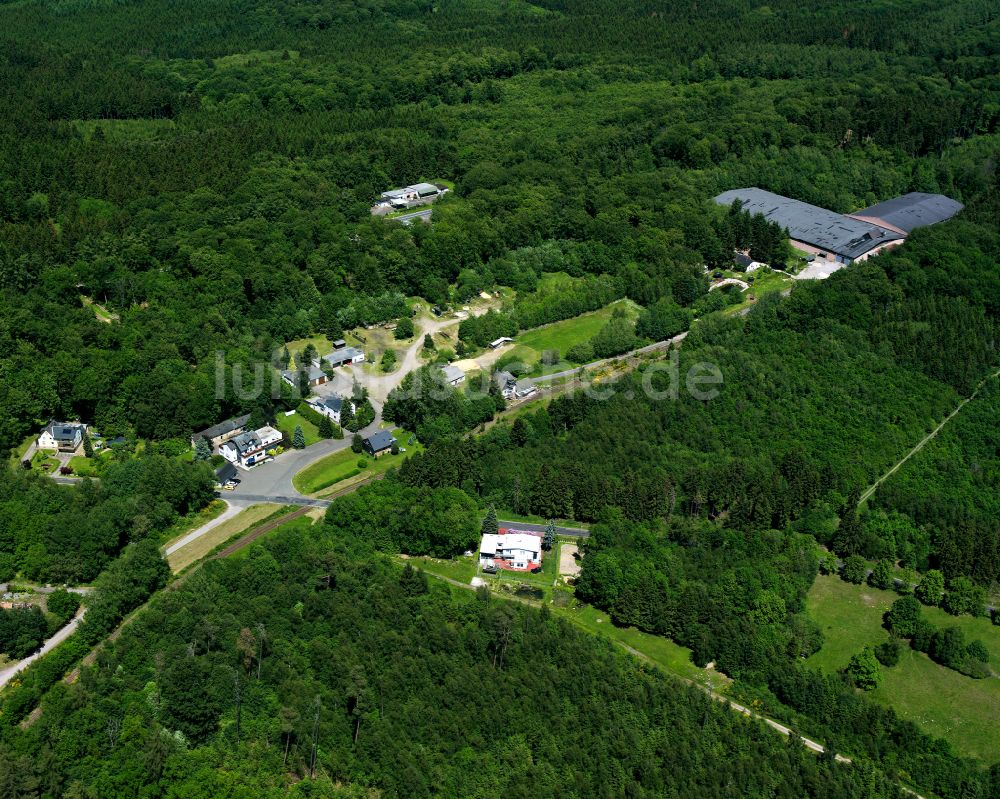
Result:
[966, 639, 990, 663]
[45, 590, 81, 626]
[911, 618, 936, 653]
[394, 316, 414, 339]
[874, 639, 901, 667]
[565, 341, 594, 364]
[841, 555, 867, 585]
[357, 458, 368, 469]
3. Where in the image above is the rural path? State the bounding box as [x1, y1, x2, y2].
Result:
[163, 500, 244, 557]
[859, 368, 1000, 504]
[0, 606, 86, 689]
[529, 331, 688, 385]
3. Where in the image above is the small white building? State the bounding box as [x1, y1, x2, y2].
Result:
[479, 530, 543, 571]
[256, 425, 282, 450]
[440, 364, 466, 387]
[489, 337, 514, 349]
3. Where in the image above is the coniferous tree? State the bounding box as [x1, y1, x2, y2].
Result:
[194, 438, 211, 461]
[317, 414, 333, 439]
[292, 425, 306, 449]
[481, 506, 498, 537]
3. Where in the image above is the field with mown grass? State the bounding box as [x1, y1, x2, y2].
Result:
[806, 574, 1000, 762]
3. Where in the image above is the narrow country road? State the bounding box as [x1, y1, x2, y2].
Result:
[530, 331, 688, 384]
[0, 606, 86, 689]
[859, 367, 1000, 504]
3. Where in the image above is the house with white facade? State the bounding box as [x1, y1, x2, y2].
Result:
[307, 395, 354, 426]
[479, 530, 543, 572]
[37, 421, 86, 453]
[220, 425, 282, 468]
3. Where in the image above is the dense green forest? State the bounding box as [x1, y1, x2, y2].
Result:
[1, 0, 998, 452]
[2, 0, 1000, 795]
[0, 517, 930, 799]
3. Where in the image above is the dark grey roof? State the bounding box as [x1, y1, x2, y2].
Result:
[195, 414, 250, 441]
[282, 366, 325, 382]
[364, 430, 396, 452]
[323, 347, 363, 366]
[733, 252, 754, 268]
[45, 421, 83, 442]
[851, 192, 963, 233]
[230, 431, 262, 455]
[714, 188, 904, 260]
[216, 462, 237, 483]
[332, 339, 346, 348]
[321, 396, 344, 412]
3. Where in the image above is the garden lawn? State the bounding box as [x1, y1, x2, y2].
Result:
[805, 574, 1000, 762]
[274, 411, 320, 446]
[512, 299, 641, 374]
[293, 430, 422, 495]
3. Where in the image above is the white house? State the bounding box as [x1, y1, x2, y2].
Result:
[479, 530, 543, 571]
[440, 364, 466, 387]
[220, 425, 281, 468]
[307, 395, 354, 425]
[38, 421, 85, 453]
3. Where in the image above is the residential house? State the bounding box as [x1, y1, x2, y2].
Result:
[321, 347, 365, 368]
[307, 395, 354, 426]
[479, 530, 543, 571]
[362, 430, 397, 458]
[440, 364, 466, 387]
[281, 366, 328, 389]
[37, 421, 85, 453]
[220, 425, 281, 468]
[493, 371, 536, 401]
[191, 414, 251, 449]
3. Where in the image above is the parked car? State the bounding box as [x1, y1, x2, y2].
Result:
[530, 566, 542, 574]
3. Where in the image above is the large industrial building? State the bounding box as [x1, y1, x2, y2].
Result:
[714, 188, 962, 266]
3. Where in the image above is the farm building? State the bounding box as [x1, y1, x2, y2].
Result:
[480, 529, 543, 572]
[321, 347, 365, 368]
[281, 366, 328, 388]
[191, 414, 251, 449]
[440, 364, 466, 386]
[714, 188, 962, 266]
[375, 182, 448, 211]
[847, 192, 964, 235]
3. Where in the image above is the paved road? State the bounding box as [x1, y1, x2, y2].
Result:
[395, 208, 432, 225]
[0, 607, 86, 689]
[163, 499, 244, 557]
[497, 520, 589, 538]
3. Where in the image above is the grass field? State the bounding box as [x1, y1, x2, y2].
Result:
[273, 410, 320, 446]
[510, 299, 641, 375]
[292, 430, 421, 495]
[806, 574, 1000, 762]
[165, 503, 284, 572]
